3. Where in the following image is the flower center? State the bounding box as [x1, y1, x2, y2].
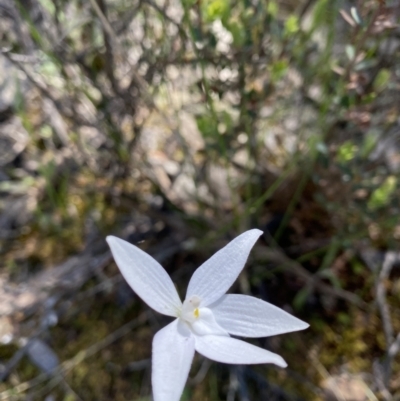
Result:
[180, 295, 228, 336]
[181, 295, 201, 323]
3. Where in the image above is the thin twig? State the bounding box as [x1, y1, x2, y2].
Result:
[253, 245, 368, 309]
[372, 360, 392, 401]
[383, 332, 400, 391]
[344, 4, 382, 80]
[376, 252, 396, 346]
[87, 0, 149, 101]
[94, 0, 120, 94]
[375, 251, 400, 391]
[141, 0, 187, 38]
[188, 358, 212, 385]
[87, 0, 117, 43]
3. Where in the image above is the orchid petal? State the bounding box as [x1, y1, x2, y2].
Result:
[194, 335, 287, 367]
[106, 236, 182, 317]
[211, 294, 309, 338]
[152, 319, 195, 401]
[186, 229, 263, 306]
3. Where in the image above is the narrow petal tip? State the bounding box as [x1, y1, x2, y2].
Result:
[106, 235, 119, 245]
[246, 228, 263, 238]
[186, 228, 264, 306]
[299, 322, 310, 330]
[276, 356, 288, 368]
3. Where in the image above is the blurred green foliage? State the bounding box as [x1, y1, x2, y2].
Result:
[1, 0, 400, 399]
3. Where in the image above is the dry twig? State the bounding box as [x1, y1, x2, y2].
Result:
[375, 251, 400, 395]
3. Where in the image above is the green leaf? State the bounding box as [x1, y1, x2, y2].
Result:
[293, 286, 311, 311]
[319, 239, 340, 271]
[316, 141, 328, 155]
[309, 0, 330, 33]
[38, 0, 55, 14]
[182, 0, 197, 7]
[337, 140, 358, 163]
[373, 69, 391, 92]
[360, 130, 379, 159]
[196, 114, 218, 139]
[337, 312, 351, 326]
[284, 15, 299, 36]
[203, 0, 229, 22]
[318, 269, 341, 289]
[267, 1, 278, 17]
[269, 59, 288, 82]
[227, 20, 246, 47]
[350, 7, 362, 25]
[368, 176, 397, 210]
[345, 44, 355, 61]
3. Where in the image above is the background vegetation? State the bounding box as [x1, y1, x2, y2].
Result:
[0, 0, 399, 399]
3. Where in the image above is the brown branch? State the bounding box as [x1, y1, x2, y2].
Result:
[375, 251, 400, 388]
[253, 245, 368, 308]
[376, 252, 396, 346]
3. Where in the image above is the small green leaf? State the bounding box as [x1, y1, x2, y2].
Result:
[337, 140, 358, 163]
[38, 0, 55, 14]
[309, 0, 330, 33]
[267, 1, 278, 17]
[360, 130, 378, 159]
[345, 44, 355, 60]
[204, 0, 229, 22]
[355, 59, 377, 71]
[316, 142, 328, 155]
[293, 286, 311, 311]
[319, 239, 340, 271]
[373, 69, 391, 92]
[182, 0, 197, 7]
[270, 59, 288, 82]
[227, 20, 245, 47]
[337, 312, 351, 326]
[368, 176, 397, 210]
[350, 7, 362, 25]
[284, 15, 299, 36]
[318, 269, 341, 289]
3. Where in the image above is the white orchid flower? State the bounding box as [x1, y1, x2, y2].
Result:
[107, 229, 308, 401]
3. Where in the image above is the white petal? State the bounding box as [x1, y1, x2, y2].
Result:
[211, 294, 309, 338]
[195, 335, 287, 367]
[186, 229, 263, 306]
[190, 308, 229, 336]
[106, 236, 182, 316]
[152, 320, 195, 401]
